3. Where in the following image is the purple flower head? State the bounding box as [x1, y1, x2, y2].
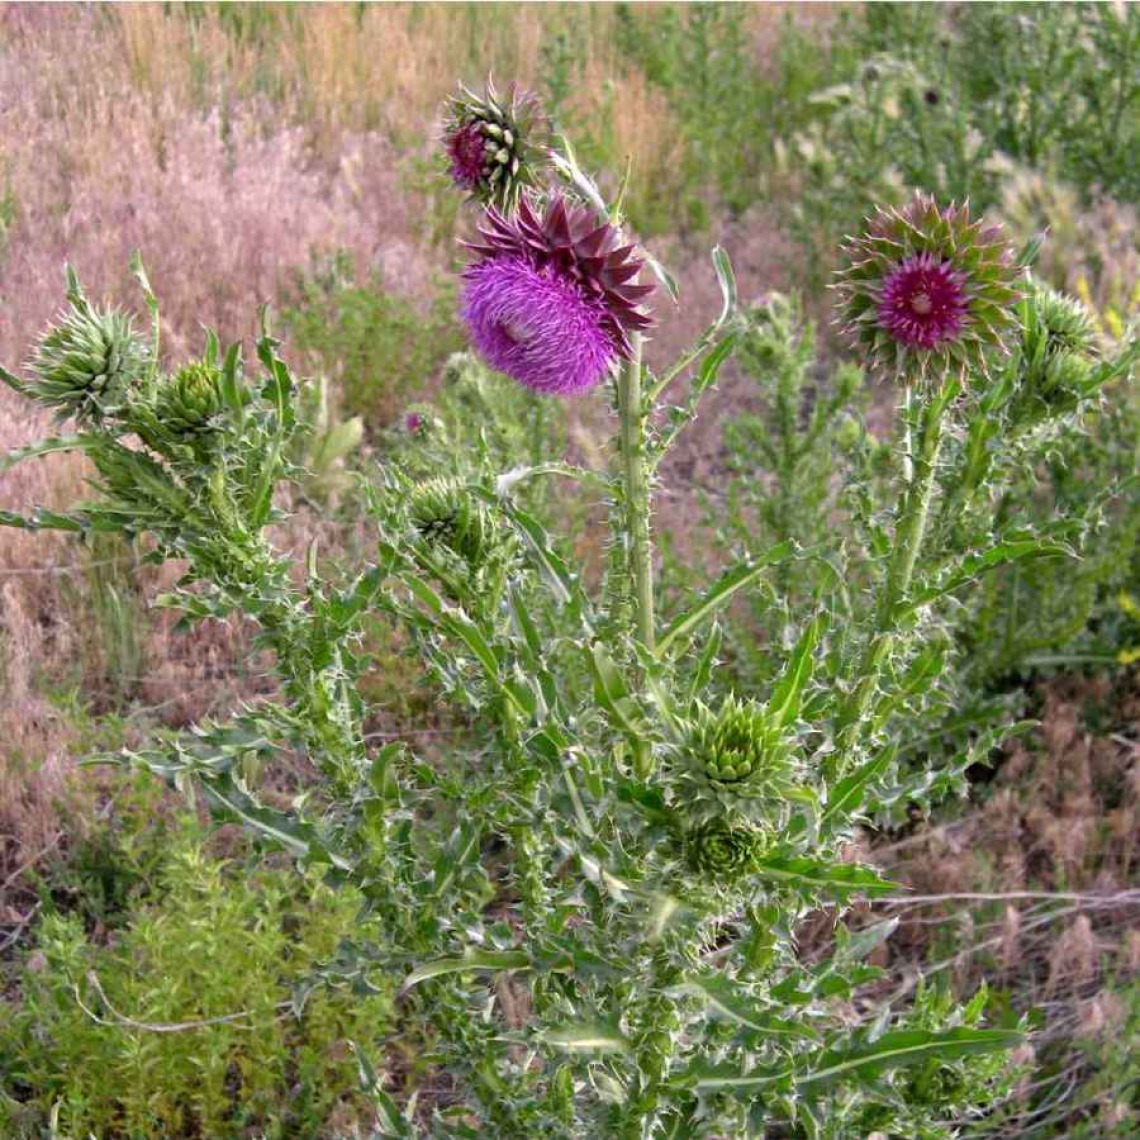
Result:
[878, 251, 969, 350]
[463, 255, 616, 395]
[835, 192, 1021, 384]
[460, 195, 653, 397]
[405, 411, 425, 433]
[446, 123, 487, 191]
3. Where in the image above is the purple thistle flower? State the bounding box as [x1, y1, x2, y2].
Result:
[446, 123, 486, 192]
[878, 252, 969, 350]
[462, 255, 616, 395]
[405, 411, 424, 433]
[460, 195, 653, 397]
[834, 192, 1021, 384]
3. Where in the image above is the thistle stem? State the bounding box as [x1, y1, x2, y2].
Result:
[830, 380, 950, 780]
[618, 334, 655, 655]
[616, 334, 655, 779]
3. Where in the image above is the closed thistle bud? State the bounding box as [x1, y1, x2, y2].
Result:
[156, 361, 226, 438]
[407, 478, 496, 567]
[682, 696, 798, 819]
[834, 193, 1021, 386]
[685, 819, 767, 883]
[1010, 281, 1099, 421]
[443, 78, 547, 212]
[27, 268, 147, 425]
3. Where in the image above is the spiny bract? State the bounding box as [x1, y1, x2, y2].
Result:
[443, 78, 547, 212]
[26, 271, 147, 425]
[834, 192, 1021, 385]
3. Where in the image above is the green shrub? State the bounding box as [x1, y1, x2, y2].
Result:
[281, 253, 464, 431]
[0, 825, 394, 1139]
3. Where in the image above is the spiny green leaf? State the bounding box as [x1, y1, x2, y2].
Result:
[400, 949, 531, 994]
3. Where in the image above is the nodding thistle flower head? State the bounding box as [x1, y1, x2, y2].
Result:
[443, 78, 547, 212]
[461, 194, 653, 396]
[679, 695, 800, 821]
[26, 269, 147, 425]
[835, 193, 1020, 385]
[407, 478, 496, 567]
[155, 361, 226, 439]
[1010, 280, 1099, 421]
[685, 820, 767, 884]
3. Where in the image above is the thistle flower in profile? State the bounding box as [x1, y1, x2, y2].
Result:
[461, 194, 653, 396]
[685, 819, 767, 884]
[443, 78, 547, 212]
[835, 193, 1020, 385]
[24, 267, 147, 425]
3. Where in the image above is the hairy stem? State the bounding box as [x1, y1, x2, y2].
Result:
[830, 381, 950, 780]
[616, 334, 656, 777]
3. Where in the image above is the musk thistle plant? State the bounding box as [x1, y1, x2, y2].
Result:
[2, 87, 1069, 1139]
[835, 192, 1021, 384]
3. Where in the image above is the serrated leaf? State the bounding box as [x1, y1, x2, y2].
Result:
[658, 543, 794, 657]
[400, 949, 531, 994]
[712, 246, 737, 327]
[544, 1023, 631, 1054]
[822, 746, 896, 830]
[752, 854, 898, 899]
[798, 1027, 1022, 1090]
[674, 974, 821, 1040]
[767, 615, 825, 730]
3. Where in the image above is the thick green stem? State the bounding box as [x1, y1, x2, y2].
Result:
[616, 334, 655, 778]
[830, 383, 950, 780]
[618, 334, 655, 654]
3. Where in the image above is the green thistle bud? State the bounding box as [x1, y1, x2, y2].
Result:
[835, 193, 1021, 386]
[26, 268, 147, 425]
[1009, 281, 1099, 421]
[156, 361, 226, 438]
[407, 478, 496, 566]
[443, 78, 547, 212]
[685, 819, 767, 883]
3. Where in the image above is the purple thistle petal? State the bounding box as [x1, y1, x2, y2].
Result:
[877, 251, 970, 350]
[462, 255, 617, 396]
[446, 123, 487, 191]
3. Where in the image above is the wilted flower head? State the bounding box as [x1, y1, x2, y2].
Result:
[685, 819, 768, 883]
[835, 192, 1021, 384]
[461, 194, 653, 396]
[24, 267, 147, 425]
[443, 78, 547, 212]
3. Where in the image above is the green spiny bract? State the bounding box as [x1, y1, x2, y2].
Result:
[1008, 280, 1100, 422]
[443, 78, 547, 211]
[677, 695, 801, 821]
[407, 477, 497, 567]
[684, 818, 768, 883]
[834, 192, 1021, 386]
[25, 269, 147, 425]
[155, 360, 226, 438]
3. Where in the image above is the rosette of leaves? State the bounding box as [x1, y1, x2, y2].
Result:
[19, 267, 147, 425]
[678, 695, 802, 821]
[443, 78, 547, 211]
[1007, 280, 1100, 423]
[684, 818, 768, 884]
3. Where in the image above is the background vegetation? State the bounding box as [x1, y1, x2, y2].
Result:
[0, 3, 1137, 1135]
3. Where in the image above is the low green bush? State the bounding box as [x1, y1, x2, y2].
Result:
[1, 823, 394, 1139]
